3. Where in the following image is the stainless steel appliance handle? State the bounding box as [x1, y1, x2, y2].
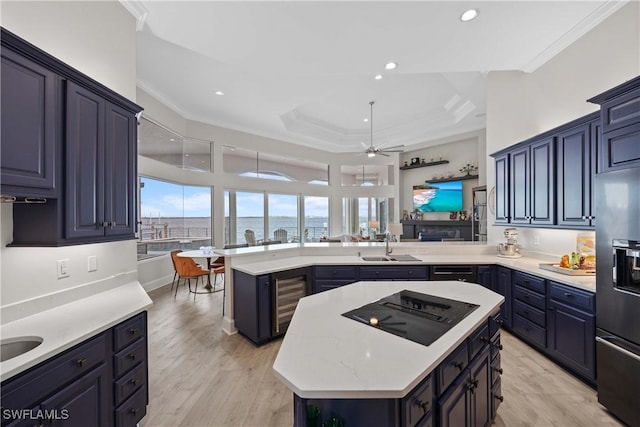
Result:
[596, 336, 640, 362]
[274, 278, 280, 334]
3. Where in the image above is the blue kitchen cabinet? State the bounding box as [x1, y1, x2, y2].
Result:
[509, 137, 555, 226]
[359, 265, 428, 281]
[313, 266, 358, 293]
[2, 27, 141, 247]
[0, 312, 148, 427]
[512, 271, 547, 350]
[437, 346, 491, 427]
[546, 281, 596, 384]
[495, 267, 512, 329]
[556, 113, 599, 228]
[476, 266, 495, 291]
[0, 41, 59, 199]
[493, 153, 510, 224]
[233, 270, 272, 345]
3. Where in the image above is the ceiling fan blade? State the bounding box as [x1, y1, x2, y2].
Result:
[382, 149, 404, 153]
[383, 144, 404, 151]
[378, 152, 390, 157]
[360, 142, 370, 149]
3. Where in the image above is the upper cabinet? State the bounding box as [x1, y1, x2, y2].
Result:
[1, 28, 142, 246]
[588, 75, 640, 172]
[1, 48, 59, 198]
[491, 112, 597, 230]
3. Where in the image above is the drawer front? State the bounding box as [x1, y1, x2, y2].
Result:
[114, 338, 145, 378]
[468, 322, 490, 362]
[489, 312, 502, 337]
[114, 312, 146, 352]
[314, 266, 358, 280]
[491, 352, 502, 386]
[313, 279, 354, 294]
[601, 123, 640, 172]
[513, 271, 545, 294]
[490, 333, 502, 361]
[513, 285, 546, 311]
[438, 343, 469, 393]
[115, 385, 147, 427]
[549, 281, 594, 313]
[491, 376, 503, 419]
[513, 300, 546, 327]
[359, 266, 428, 280]
[602, 87, 640, 133]
[403, 374, 433, 427]
[1, 332, 109, 411]
[114, 362, 147, 407]
[513, 314, 546, 348]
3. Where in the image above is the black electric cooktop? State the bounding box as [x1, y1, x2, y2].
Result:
[342, 290, 479, 346]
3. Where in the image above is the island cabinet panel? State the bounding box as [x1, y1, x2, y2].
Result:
[0, 48, 58, 198]
[360, 265, 428, 281]
[494, 267, 512, 329]
[233, 270, 272, 345]
[1, 312, 150, 427]
[402, 375, 433, 427]
[312, 266, 358, 293]
[546, 281, 596, 384]
[556, 119, 598, 228]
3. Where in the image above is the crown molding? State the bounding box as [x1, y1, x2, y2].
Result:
[119, 0, 148, 32]
[521, 0, 628, 73]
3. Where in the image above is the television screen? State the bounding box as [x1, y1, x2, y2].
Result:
[413, 181, 463, 212]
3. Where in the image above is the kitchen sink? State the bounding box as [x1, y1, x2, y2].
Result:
[361, 255, 421, 262]
[1, 337, 43, 362]
[362, 256, 391, 261]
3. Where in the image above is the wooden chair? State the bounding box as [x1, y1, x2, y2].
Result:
[210, 257, 228, 314]
[273, 228, 288, 243]
[244, 229, 263, 246]
[173, 255, 210, 301]
[169, 250, 183, 292]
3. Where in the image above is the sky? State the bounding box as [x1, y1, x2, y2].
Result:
[140, 177, 329, 217]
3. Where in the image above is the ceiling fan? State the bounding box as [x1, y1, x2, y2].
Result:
[361, 101, 404, 157]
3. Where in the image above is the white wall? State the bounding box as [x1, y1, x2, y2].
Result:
[0, 2, 138, 309]
[485, 2, 639, 256]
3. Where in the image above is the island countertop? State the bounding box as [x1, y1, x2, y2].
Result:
[272, 280, 503, 399]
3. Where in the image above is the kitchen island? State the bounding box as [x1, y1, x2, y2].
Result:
[273, 280, 504, 427]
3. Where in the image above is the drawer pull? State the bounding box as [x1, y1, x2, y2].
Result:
[480, 337, 488, 343]
[76, 358, 88, 368]
[128, 327, 138, 335]
[493, 367, 504, 375]
[453, 361, 464, 371]
[414, 399, 430, 413]
[128, 353, 136, 361]
[495, 394, 504, 402]
[130, 408, 138, 416]
[496, 319, 504, 326]
[564, 292, 573, 298]
[491, 342, 503, 351]
[129, 378, 139, 386]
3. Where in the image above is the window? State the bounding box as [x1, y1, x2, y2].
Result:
[268, 193, 298, 243]
[138, 177, 211, 259]
[304, 196, 329, 242]
[225, 191, 265, 245]
[340, 164, 394, 186]
[342, 197, 389, 239]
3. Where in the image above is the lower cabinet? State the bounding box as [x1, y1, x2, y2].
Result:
[292, 318, 501, 427]
[233, 270, 273, 345]
[495, 267, 512, 329]
[1, 312, 148, 427]
[313, 266, 358, 293]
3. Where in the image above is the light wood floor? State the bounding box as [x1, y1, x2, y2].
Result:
[142, 282, 623, 427]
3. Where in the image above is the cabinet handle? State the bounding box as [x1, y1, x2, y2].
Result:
[496, 319, 504, 326]
[414, 399, 430, 413]
[130, 408, 138, 416]
[493, 367, 504, 375]
[76, 358, 88, 368]
[129, 378, 139, 386]
[492, 342, 503, 351]
[128, 327, 138, 335]
[128, 353, 136, 361]
[480, 337, 488, 343]
[495, 395, 504, 402]
[110, 221, 117, 228]
[564, 292, 573, 298]
[453, 361, 464, 371]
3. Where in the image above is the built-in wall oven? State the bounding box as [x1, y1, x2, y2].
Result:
[595, 168, 640, 426]
[271, 267, 312, 337]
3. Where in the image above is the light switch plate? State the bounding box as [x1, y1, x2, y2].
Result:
[57, 259, 70, 279]
[88, 255, 97, 272]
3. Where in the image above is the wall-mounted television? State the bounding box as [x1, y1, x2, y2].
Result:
[413, 181, 463, 212]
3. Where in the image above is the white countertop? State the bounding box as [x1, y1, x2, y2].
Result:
[233, 254, 596, 292]
[0, 281, 152, 382]
[272, 281, 503, 399]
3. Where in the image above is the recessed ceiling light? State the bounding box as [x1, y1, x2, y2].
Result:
[384, 62, 397, 70]
[375, 74, 383, 80]
[169, 138, 176, 142]
[215, 90, 224, 96]
[460, 9, 478, 22]
[363, 118, 369, 122]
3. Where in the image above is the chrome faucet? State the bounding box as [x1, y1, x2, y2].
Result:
[385, 231, 393, 256]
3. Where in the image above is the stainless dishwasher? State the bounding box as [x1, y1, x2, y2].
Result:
[272, 267, 312, 336]
[429, 265, 477, 282]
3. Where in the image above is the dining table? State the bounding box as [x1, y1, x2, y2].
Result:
[176, 249, 222, 292]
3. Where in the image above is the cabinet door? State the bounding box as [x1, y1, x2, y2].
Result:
[65, 81, 106, 240]
[41, 363, 112, 427]
[495, 268, 512, 329]
[1, 49, 58, 197]
[469, 347, 491, 427]
[547, 300, 595, 382]
[556, 123, 592, 228]
[104, 102, 136, 238]
[493, 154, 509, 224]
[509, 146, 530, 224]
[476, 266, 494, 291]
[588, 119, 599, 227]
[438, 373, 470, 427]
[257, 274, 273, 342]
[529, 137, 554, 225]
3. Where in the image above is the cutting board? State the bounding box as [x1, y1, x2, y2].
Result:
[539, 263, 595, 276]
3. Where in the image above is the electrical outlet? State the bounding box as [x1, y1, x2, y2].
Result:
[88, 255, 97, 272]
[57, 259, 70, 279]
[533, 235, 540, 246]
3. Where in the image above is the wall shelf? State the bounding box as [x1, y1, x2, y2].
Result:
[424, 174, 479, 184]
[400, 160, 449, 170]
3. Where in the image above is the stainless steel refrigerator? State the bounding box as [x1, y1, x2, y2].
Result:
[595, 168, 640, 426]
